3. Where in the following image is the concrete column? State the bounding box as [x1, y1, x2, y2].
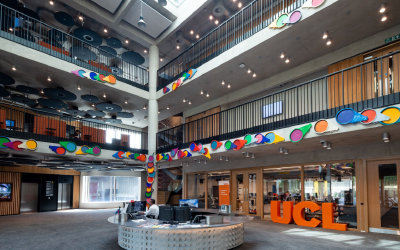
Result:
[148, 45, 159, 202]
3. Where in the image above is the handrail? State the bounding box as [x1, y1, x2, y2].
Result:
[157, 0, 306, 90]
[0, 101, 148, 153]
[156, 49, 400, 152]
[0, 3, 149, 90]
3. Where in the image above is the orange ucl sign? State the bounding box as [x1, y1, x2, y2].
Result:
[271, 201, 347, 231]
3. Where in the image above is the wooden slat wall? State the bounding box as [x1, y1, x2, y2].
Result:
[185, 107, 220, 142]
[73, 176, 80, 208]
[0, 172, 21, 215]
[0, 165, 80, 176]
[81, 126, 106, 143]
[33, 116, 67, 138]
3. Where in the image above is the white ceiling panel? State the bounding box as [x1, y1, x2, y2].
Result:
[123, 1, 172, 38]
[91, 0, 123, 13]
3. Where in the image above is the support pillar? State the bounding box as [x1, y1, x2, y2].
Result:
[148, 45, 159, 203]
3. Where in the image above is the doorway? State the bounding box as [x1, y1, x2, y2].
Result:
[20, 183, 38, 213]
[367, 160, 400, 234]
[231, 169, 262, 216]
[57, 183, 72, 210]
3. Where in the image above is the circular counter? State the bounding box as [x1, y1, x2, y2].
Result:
[108, 214, 252, 250]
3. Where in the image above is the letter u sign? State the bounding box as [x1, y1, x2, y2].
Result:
[271, 201, 347, 231]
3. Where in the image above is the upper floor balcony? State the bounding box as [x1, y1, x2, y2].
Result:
[157, 0, 306, 90]
[0, 3, 149, 91]
[0, 101, 148, 154]
[156, 49, 400, 153]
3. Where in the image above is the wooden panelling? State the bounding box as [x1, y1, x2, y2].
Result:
[34, 116, 67, 138]
[73, 176, 80, 208]
[185, 107, 220, 142]
[38, 41, 70, 56]
[82, 126, 106, 144]
[0, 172, 21, 215]
[0, 165, 80, 176]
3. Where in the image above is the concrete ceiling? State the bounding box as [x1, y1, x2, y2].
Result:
[158, 0, 400, 118]
[0, 49, 150, 129]
[91, 0, 123, 14]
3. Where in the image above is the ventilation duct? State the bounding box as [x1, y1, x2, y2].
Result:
[213, 0, 230, 17]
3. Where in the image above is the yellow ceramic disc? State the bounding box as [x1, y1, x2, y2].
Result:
[26, 140, 37, 149]
[381, 108, 400, 124]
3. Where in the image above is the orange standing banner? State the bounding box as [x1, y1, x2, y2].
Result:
[219, 180, 230, 206]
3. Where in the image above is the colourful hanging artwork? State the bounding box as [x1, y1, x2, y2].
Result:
[18, 139, 38, 150]
[49, 145, 66, 155]
[113, 150, 125, 159]
[59, 141, 77, 152]
[302, 0, 326, 9]
[314, 120, 338, 134]
[290, 124, 312, 143]
[203, 147, 211, 159]
[72, 69, 116, 84]
[233, 139, 247, 151]
[265, 132, 285, 144]
[76, 145, 90, 155]
[379, 107, 400, 125]
[282, 11, 302, 24]
[189, 142, 200, 152]
[211, 140, 223, 150]
[336, 109, 367, 124]
[254, 133, 269, 144]
[163, 68, 198, 94]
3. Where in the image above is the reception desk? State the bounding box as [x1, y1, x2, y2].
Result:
[107, 210, 253, 250]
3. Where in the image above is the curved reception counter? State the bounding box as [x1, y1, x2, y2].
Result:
[107, 213, 253, 250]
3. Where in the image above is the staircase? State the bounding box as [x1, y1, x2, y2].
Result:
[157, 191, 172, 206]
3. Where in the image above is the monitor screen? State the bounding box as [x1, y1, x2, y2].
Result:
[174, 206, 191, 223]
[159, 206, 174, 221]
[133, 201, 146, 212]
[0, 183, 12, 202]
[5, 120, 14, 128]
[179, 199, 198, 208]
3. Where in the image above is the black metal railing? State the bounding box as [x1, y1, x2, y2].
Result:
[0, 4, 149, 90]
[0, 102, 148, 154]
[156, 50, 400, 153]
[157, 0, 306, 90]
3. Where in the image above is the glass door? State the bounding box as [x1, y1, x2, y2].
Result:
[232, 170, 261, 216]
[367, 160, 400, 232]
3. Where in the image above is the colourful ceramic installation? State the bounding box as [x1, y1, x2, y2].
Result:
[18, 139, 38, 150]
[211, 140, 223, 150]
[290, 124, 312, 143]
[314, 120, 338, 134]
[0, 136, 11, 148]
[203, 148, 211, 159]
[233, 139, 247, 151]
[255, 133, 269, 144]
[72, 69, 116, 84]
[265, 132, 285, 144]
[336, 109, 368, 124]
[302, 0, 325, 8]
[282, 11, 302, 24]
[49, 145, 66, 155]
[59, 141, 77, 152]
[379, 107, 400, 125]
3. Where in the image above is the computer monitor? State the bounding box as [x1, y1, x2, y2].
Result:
[133, 201, 146, 212]
[159, 206, 174, 221]
[174, 206, 191, 223]
[179, 199, 199, 208]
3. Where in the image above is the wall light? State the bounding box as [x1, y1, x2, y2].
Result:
[49, 1, 54, 5]
[103, 93, 106, 98]
[104, 28, 108, 33]
[279, 148, 284, 153]
[246, 152, 250, 158]
[144, 49, 148, 53]
[204, 160, 207, 164]
[158, 110, 160, 114]
[125, 39, 129, 44]
[78, 15, 84, 21]
[252, 153, 255, 159]
[327, 143, 332, 149]
[284, 149, 289, 154]
[143, 105, 147, 109]
[41, 89, 44, 94]
[323, 141, 329, 147]
[92, 103, 95, 107]
[198, 159, 201, 164]
[125, 100, 128, 104]
[382, 132, 390, 142]
[160, 58, 163, 62]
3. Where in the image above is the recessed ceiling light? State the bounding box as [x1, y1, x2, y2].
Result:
[92, 103, 95, 107]
[41, 89, 44, 94]
[177, 45, 180, 49]
[144, 49, 148, 53]
[167, 106, 170, 110]
[206, 93, 209, 97]
[238, 2, 242, 8]
[209, 15, 213, 20]
[200, 90, 204, 95]
[190, 30, 194, 35]
[136, 109, 139, 112]
[103, 93, 106, 98]
[183, 99, 186, 103]
[49, 1, 54, 5]
[125, 100, 128, 104]
[188, 100, 191, 105]
[158, 110, 160, 114]
[285, 57, 290, 63]
[104, 28, 108, 33]
[143, 105, 147, 109]
[196, 34, 199, 39]
[215, 20, 219, 25]
[379, 3, 386, 13]
[125, 39, 129, 44]
[381, 14, 387, 22]
[160, 58, 163, 61]
[322, 31, 328, 39]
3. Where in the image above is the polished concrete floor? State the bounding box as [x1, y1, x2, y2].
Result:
[1, 209, 400, 250]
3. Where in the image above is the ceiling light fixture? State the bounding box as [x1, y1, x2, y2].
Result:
[196, 34, 199, 39]
[206, 92, 209, 97]
[160, 58, 163, 61]
[9, 28, 13, 32]
[228, 83, 231, 88]
[322, 141, 329, 147]
[41, 89, 44, 94]
[326, 38, 332, 45]
[104, 28, 108, 33]
[221, 80, 225, 85]
[322, 31, 328, 39]
[201, 90, 204, 95]
[158, 110, 160, 114]
[379, 3, 386, 13]
[190, 30, 194, 35]
[49, 1, 54, 5]
[92, 103, 95, 107]
[382, 132, 390, 142]
[225, 157, 229, 161]
[246, 152, 250, 158]
[125, 100, 128, 104]
[47, 76, 51, 81]
[284, 149, 289, 154]
[143, 105, 147, 109]
[327, 143, 332, 149]
[103, 93, 106, 98]
[381, 14, 387, 22]
[238, 2, 242, 8]
[198, 159, 201, 164]
[78, 15, 83, 21]
[167, 105, 170, 110]
[247, 68, 251, 73]
[215, 20, 219, 25]
[220, 156, 223, 161]
[252, 153, 255, 159]
[125, 39, 129, 44]
[209, 15, 213, 20]
[204, 160, 207, 164]
[183, 99, 186, 103]
[280, 52, 285, 58]
[138, 0, 146, 28]
[279, 148, 284, 153]
[77, 85, 81, 90]
[186, 162, 189, 166]
[11, 65, 16, 71]
[285, 57, 290, 63]
[253, 72, 256, 77]
[144, 49, 148, 53]
[189, 100, 191, 105]
[144, 116, 147, 120]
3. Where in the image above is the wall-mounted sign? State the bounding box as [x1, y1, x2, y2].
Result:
[71, 70, 116, 84]
[46, 181, 54, 197]
[262, 101, 283, 118]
